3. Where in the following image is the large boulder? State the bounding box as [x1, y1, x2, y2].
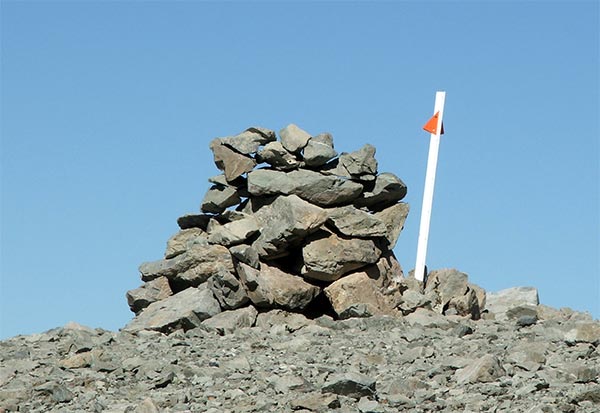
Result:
[338, 144, 377, 179]
[251, 194, 328, 259]
[207, 269, 249, 310]
[424, 269, 481, 319]
[236, 262, 320, 311]
[247, 169, 363, 207]
[139, 244, 234, 288]
[164, 227, 206, 259]
[123, 285, 221, 334]
[324, 271, 399, 319]
[301, 231, 382, 282]
[200, 184, 241, 214]
[207, 216, 259, 246]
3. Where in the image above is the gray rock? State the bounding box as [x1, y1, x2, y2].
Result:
[326, 205, 388, 238]
[324, 271, 399, 319]
[486, 287, 539, 320]
[357, 397, 384, 413]
[564, 322, 600, 344]
[219, 128, 276, 155]
[207, 269, 249, 310]
[372, 202, 410, 248]
[338, 144, 377, 177]
[165, 228, 206, 259]
[176, 213, 212, 230]
[210, 140, 256, 182]
[201, 306, 258, 335]
[123, 285, 221, 334]
[256, 141, 301, 170]
[255, 309, 314, 332]
[455, 355, 506, 384]
[236, 262, 320, 310]
[200, 184, 241, 214]
[139, 244, 234, 287]
[207, 216, 259, 246]
[34, 382, 74, 403]
[251, 194, 327, 258]
[247, 169, 364, 207]
[133, 397, 160, 413]
[126, 277, 173, 314]
[425, 269, 481, 319]
[303, 133, 338, 167]
[228, 244, 260, 268]
[289, 169, 364, 206]
[290, 392, 340, 412]
[404, 308, 452, 329]
[322, 371, 376, 399]
[279, 123, 311, 153]
[354, 172, 407, 211]
[302, 231, 382, 282]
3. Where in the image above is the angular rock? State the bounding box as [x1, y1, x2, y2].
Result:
[303, 133, 338, 167]
[207, 216, 259, 246]
[279, 123, 311, 153]
[210, 140, 256, 182]
[290, 392, 340, 412]
[251, 194, 327, 258]
[302, 231, 382, 281]
[126, 277, 173, 314]
[207, 269, 249, 310]
[289, 169, 363, 206]
[176, 213, 212, 230]
[228, 244, 260, 268]
[327, 205, 388, 238]
[236, 262, 320, 310]
[247, 169, 364, 207]
[133, 397, 160, 413]
[219, 128, 276, 155]
[404, 308, 452, 328]
[455, 355, 506, 384]
[165, 228, 206, 259]
[200, 184, 241, 214]
[564, 322, 600, 344]
[322, 372, 376, 399]
[354, 172, 407, 211]
[256, 141, 301, 170]
[485, 287, 539, 320]
[373, 202, 410, 249]
[339, 144, 377, 177]
[255, 309, 314, 332]
[139, 244, 234, 288]
[201, 306, 258, 335]
[123, 285, 221, 334]
[324, 271, 399, 319]
[425, 269, 481, 319]
[364, 250, 404, 289]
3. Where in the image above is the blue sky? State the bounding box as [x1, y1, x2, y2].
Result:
[1, 1, 598, 339]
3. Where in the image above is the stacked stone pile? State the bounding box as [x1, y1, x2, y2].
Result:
[125, 124, 418, 333]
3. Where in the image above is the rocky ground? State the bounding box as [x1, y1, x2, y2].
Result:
[2, 306, 599, 413]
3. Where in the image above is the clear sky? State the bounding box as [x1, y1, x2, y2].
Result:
[1, 1, 598, 339]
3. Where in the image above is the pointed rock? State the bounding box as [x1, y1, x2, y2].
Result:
[210, 140, 256, 182]
[455, 355, 506, 384]
[373, 202, 410, 248]
[339, 144, 377, 177]
[219, 128, 276, 155]
[165, 228, 206, 259]
[279, 123, 311, 153]
[485, 286, 539, 320]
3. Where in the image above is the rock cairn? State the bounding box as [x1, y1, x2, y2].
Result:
[124, 124, 408, 331]
[124, 124, 485, 334]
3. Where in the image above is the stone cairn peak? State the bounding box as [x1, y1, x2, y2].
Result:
[125, 124, 485, 334]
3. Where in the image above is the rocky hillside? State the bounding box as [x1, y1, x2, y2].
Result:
[1, 124, 598, 412]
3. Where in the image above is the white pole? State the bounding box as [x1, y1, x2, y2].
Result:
[414, 91, 446, 282]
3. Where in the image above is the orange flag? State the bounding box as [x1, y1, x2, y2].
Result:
[423, 112, 445, 135]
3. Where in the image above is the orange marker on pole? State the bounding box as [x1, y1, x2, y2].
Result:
[414, 91, 446, 282]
